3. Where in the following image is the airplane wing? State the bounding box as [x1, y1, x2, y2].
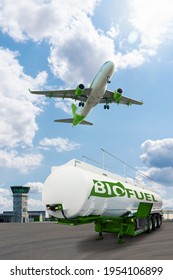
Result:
[101, 90, 143, 105]
[29, 88, 92, 102]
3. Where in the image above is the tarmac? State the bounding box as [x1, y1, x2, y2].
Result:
[0, 221, 173, 260]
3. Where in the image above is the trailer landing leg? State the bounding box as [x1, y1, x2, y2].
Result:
[117, 233, 125, 244]
[97, 232, 104, 240]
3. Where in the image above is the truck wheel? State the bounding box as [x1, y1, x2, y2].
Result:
[156, 214, 162, 228]
[152, 215, 157, 230]
[147, 216, 153, 233]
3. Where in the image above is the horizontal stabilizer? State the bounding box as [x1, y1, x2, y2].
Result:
[54, 118, 93, 126]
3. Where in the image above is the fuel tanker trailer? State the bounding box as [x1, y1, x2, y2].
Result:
[43, 159, 163, 243]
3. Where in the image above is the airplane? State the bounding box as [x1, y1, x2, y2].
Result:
[30, 61, 143, 126]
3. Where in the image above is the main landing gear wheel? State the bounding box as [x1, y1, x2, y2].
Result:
[79, 102, 84, 107]
[104, 105, 110, 109]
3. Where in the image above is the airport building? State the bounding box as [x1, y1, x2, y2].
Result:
[0, 186, 46, 223]
[11, 186, 30, 223]
[163, 210, 173, 220]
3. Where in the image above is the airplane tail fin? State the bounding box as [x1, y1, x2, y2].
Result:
[54, 103, 93, 125]
[71, 103, 77, 117]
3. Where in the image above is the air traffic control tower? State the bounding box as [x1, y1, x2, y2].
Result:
[11, 186, 30, 223]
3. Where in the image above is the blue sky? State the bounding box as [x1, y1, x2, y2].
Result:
[0, 0, 173, 212]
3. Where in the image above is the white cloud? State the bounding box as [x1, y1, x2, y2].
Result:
[47, 0, 173, 82]
[138, 138, 173, 210]
[141, 167, 173, 187]
[0, 48, 47, 173]
[128, 31, 138, 44]
[114, 49, 146, 70]
[163, 198, 173, 209]
[0, 187, 12, 212]
[141, 139, 173, 168]
[0, 149, 43, 174]
[42, 0, 173, 84]
[107, 26, 120, 39]
[24, 182, 44, 194]
[54, 98, 74, 115]
[1, 0, 173, 120]
[39, 137, 80, 152]
[0, 48, 47, 149]
[0, 196, 12, 212]
[129, 0, 173, 51]
[1, 0, 173, 89]
[28, 198, 45, 211]
[0, 186, 44, 212]
[0, 188, 11, 196]
[140, 138, 173, 187]
[48, 15, 115, 85]
[0, 0, 98, 42]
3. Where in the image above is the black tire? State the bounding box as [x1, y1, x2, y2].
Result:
[147, 216, 153, 233]
[156, 214, 162, 228]
[152, 215, 157, 230]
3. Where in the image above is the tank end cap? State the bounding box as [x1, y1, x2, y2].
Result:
[46, 203, 63, 211]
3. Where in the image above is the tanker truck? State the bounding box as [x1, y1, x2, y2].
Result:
[43, 159, 163, 243]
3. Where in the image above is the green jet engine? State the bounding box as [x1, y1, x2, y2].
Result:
[113, 88, 123, 103]
[75, 84, 85, 97]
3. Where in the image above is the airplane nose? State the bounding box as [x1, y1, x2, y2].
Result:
[109, 61, 115, 72]
[106, 61, 115, 75]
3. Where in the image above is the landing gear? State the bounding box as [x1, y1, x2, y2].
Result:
[104, 104, 110, 109]
[106, 76, 111, 83]
[79, 102, 84, 107]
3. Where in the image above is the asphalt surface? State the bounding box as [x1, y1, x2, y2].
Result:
[0, 221, 172, 260]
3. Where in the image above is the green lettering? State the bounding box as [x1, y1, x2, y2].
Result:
[144, 193, 152, 201]
[89, 180, 158, 203]
[151, 194, 158, 202]
[94, 181, 106, 194]
[125, 188, 134, 198]
[134, 190, 144, 200]
[112, 182, 125, 197]
[104, 182, 113, 196]
[89, 180, 125, 198]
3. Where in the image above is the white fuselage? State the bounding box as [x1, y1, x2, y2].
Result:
[79, 61, 115, 117]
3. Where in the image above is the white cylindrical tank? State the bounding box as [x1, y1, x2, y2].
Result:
[43, 159, 162, 219]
